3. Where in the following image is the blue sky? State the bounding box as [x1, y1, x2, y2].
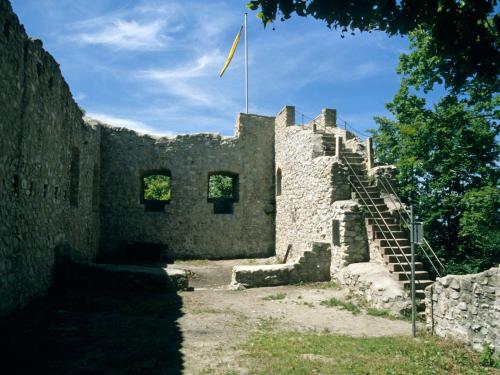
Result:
[11, 0, 411, 136]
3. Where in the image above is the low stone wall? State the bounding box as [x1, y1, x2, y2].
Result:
[56, 260, 189, 292]
[338, 262, 411, 315]
[231, 242, 331, 288]
[425, 267, 499, 354]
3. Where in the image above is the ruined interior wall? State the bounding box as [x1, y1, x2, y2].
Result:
[274, 106, 351, 264]
[98, 113, 275, 259]
[0, 0, 100, 315]
[425, 267, 499, 354]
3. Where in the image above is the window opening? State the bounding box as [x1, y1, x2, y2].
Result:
[208, 172, 238, 214]
[141, 171, 171, 212]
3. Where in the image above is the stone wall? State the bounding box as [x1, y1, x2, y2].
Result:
[0, 0, 101, 315]
[331, 201, 369, 274]
[425, 267, 499, 354]
[274, 106, 353, 271]
[338, 262, 411, 315]
[98, 113, 275, 259]
[232, 242, 331, 288]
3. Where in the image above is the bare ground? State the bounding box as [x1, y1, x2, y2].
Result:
[1, 259, 414, 375]
[173, 259, 413, 374]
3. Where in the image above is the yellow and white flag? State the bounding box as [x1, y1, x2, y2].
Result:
[219, 25, 243, 77]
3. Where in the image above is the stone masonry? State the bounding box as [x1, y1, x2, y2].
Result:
[425, 267, 499, 354]
[97, 113, 276, 260]
[2, 0, 496, 343]
[0, 0, 100, 315]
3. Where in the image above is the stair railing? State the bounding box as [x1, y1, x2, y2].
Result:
[376, 175, 445, 277]
[342, 156, 420, 285]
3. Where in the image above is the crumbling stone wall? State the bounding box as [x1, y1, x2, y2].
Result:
[98, 113, 275, 259]
[331, 200, 369, 274]
[232, 241, 331, 288]
[0, 0, 100, 315]
[274, 106, 352, 269]
[425, 267, 499, 354]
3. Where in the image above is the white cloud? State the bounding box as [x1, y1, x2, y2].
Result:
[74, 92, 86, 101]
[140, 52, 223, 80]
[74, 19, 169, 51]
[136, 51, 233, 107]
[87, 112, 175, 136]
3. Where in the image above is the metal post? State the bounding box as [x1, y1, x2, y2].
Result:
[410, 204, 416, 337]
[244, 13, 248, 114]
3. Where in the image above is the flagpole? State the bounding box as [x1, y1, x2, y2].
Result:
[244, 13, 248, 114]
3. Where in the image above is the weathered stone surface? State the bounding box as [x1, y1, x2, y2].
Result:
[0, 0, 100, 316]
[426, 267, 499, 355]
[338, 262, 411, 315]
[63, 262, 189, 292]
[331, 200, 369, 273]
[232, 242, 331, 288]
[97, 111, 276, 260]
[274, 106, 353, 269]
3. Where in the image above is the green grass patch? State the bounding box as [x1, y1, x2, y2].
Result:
[366, 307, 394, 318]
[262, 293, 287, 301]
[310, 280, 340, 289]
[244, 331, 496, 374]
[320, 297, 361, 315]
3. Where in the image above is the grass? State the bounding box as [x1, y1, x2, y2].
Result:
[244, 331, 498, 375]
[320, 297, 361, 315]
[366, 307, 395, 319]
[262, 293, 287, 301]
[310, 280, 340, 289]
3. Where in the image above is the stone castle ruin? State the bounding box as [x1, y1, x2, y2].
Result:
[0, 0, 497, 354]
[0, 0, 425, 313]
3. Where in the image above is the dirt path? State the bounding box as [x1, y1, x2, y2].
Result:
[173, 259, 413, 374]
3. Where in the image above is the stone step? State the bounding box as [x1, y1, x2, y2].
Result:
[350, 178, 372, 184]
[344, 157, 365, 163]
[365, 211, 394, 220]
[354, 193, 382, 201]
[345, 161, 366, 168]
[352, 192, 382, 202]
[356, 197, 385, 205]
[379, 246, 411, 256]
[367, 223, 401, 232]
[366, 217, 398, 225]
[392, 270, 430, 281]
[374, 230, 407, 239]
[385, 254, 419, 263]
[364, 203, 390, 211]
[402, 280, 433, 291]
[343, 152, 363, 157]
[377, 238, 410, 247]
[388, 262, 425, 272]
[416, 290, 426, 300]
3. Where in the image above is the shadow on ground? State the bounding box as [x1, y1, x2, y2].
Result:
[1, 286, 184, 374]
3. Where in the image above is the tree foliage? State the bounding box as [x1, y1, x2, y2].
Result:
[370, 29, 499, 274]
[208, 175, 234, 199]
[247, 0, 499, 91]
[144, 175, 171, 201]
